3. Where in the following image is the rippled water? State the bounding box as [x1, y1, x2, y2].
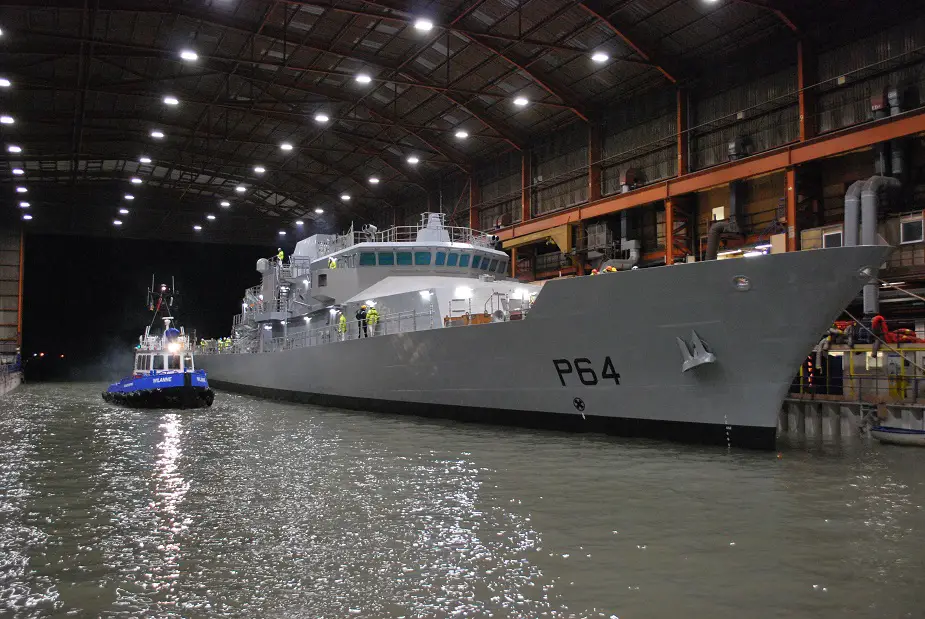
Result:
[1, 384, 924, 618]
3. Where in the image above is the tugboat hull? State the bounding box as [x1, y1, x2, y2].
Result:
[103, 370, 214, 409]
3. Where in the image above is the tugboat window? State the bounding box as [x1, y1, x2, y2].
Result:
[446, 253, 459, 267]
[152, 355, 165, 370]
[168, 355, 181, 370]
[183, 354, 194, 370]
[414, 251, 431, 265]
[378, 252, 394, 266]
[435, 251, 446, 266]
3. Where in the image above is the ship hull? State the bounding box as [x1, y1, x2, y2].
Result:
[199, 246, 888, 448]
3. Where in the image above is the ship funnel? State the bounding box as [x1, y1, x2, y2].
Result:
[416, 212, 450, 243]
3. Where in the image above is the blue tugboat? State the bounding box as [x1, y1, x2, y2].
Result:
[102, 278, 214, 409]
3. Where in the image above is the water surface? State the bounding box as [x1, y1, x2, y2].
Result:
[1, 383, 923, 618]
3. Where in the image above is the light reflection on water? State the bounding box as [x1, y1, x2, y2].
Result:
[0, 383, 923, 618]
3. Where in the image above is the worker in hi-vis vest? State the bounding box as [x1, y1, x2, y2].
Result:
[336, 312, 347, 341]
[328, 257, 338, 269]
[366, 305, 379, 336]
[277, 248, 284, 262]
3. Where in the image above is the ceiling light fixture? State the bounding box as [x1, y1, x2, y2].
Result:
[279, 230, 286, 236]
[7, 145, 21, 153]
[0, 78, 10, 88]
[113, 219, 123, 226]
[118, 208, 129, 215]
[0, 115, 13, 124]
[11, 168, 23, 175]
[591, 52, 609, 63]
[207, 214, 216, 220]
[150, 130, 164, 139]
[220, 200, 230, 207]
[295, 220, 304, 226]
[340, 194, 350, 201]
[16, 186, 27, 193]
[414, 18, 434, 32]
[124, 194, 134, 200]
[235, 185, 246, 193]
[455, 130, 468, 139]
[163, 95, 179, 106]
[180, 49, 198, 62]
[254, 165, 265, 174]
[314, 113, 330, 123]
[513, 96, 529, 107]
[280, 142, 293, 151]
[355, 73, 372, 84]
[22, 214, 32, 221]
[139, 156, 152, 164]
[314, 208, 324, 214]
[18, 201, 28, 208]
[193, 224, 202, 231]
[369, 176, 380, 184]
[406, 155, 420, 165]
[130, 177, 142, 184]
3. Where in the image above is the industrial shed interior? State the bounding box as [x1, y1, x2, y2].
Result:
[3, 0, 925, 353]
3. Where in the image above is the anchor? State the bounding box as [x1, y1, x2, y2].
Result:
[676, 331, 717, 373]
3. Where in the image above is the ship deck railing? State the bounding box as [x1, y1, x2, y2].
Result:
[138, 336, 192, 352]
[310, 220, 496, 262]
[788, 374, 925, 408]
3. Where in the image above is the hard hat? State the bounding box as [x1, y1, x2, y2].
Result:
[277, 247, 282, 251]
[361, 304, 367, 309]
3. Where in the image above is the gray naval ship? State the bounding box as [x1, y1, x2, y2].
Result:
[198, 212, 887, 448]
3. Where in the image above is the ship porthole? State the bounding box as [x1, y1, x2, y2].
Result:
[732, 275, 750, 291]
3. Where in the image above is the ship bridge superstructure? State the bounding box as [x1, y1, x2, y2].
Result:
[225, 213, 543, 354]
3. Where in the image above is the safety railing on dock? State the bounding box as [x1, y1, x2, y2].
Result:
[789, 375, 925, 406]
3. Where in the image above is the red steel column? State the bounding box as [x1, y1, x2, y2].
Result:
[588, 123, 602, 202]
[677, 88, 689, 176]
[521, 151, 532, 222]
[510, 246, 518, 279]
[798, 40, 817, 142]
[665, 199, 675, 265]
[786, 167, 799, 251]
[468, 175, 480, 230]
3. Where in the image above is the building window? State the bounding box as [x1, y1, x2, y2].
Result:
[822, 231, 842, 248]
[900, 215, 924, 244]
[446, 253, 459, 267]
[414, 251, 431, 265]
[378, 252, 394, 266]
[396, 252, 413, 265]
[318, 273, 327, 287]
[435, 251, 447, 266]
[459, 254, 470, 268]
[472, 255, 482, 269]
[359, 252, 377, 266]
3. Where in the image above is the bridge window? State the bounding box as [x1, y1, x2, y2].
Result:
[168, 355, 181, 370]
[183, 354, 194, 370]
[446, 253, 458, 267]
[378, 252, 394, 266]
[152, 355, 165, 370]
[435, 251, 446, 266]
[472, 255, 482, 269]
[459, 254, 470, 268]
[396, 252, 413, 266]
[497, 260, 508, 274]
[415, 251, 431, 265]
[488, 259, 498, 272]
[359, 252, 377, 266]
